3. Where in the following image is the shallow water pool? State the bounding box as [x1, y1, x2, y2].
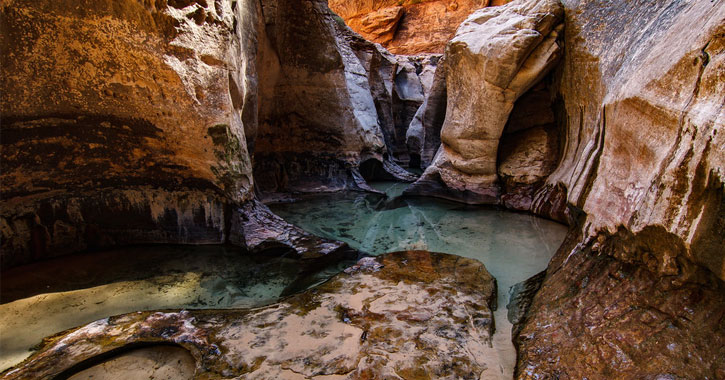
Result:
[0, 245, 353, 371]
[270, 181, 568, 378]
[270, 182, 568, 307]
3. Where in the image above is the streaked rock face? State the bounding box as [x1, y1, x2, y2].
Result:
[0, 0, 258, 265]
[0, 0, 361, 266]
[513, 0, 725, 378]
[252, 0, 422, 195]
[1, 0, 255, 202]
[546, 0, 725, 281]
[2, 251, 498, 379]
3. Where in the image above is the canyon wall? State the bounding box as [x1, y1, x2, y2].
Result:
[252, 0, 422, 195]
[514, 0, 725, 378]
[0, 0, 357, 266]
[2, 0, 723, 377]
[328, 0, 513, 55]
[1, 0, 254, 266]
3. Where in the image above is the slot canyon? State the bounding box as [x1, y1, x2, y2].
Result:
[0, 0, 723, 379]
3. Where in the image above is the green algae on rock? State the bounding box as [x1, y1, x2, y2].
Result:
[1, 251, 496, 380]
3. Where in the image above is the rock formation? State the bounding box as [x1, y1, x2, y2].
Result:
[406, 0, 565, 205]
[513, 0, 725, 377]
[2, 251, 498, 379]
[1, 0, 724, 378]
[252, 0, 426, 195]
[0, 0, 381, 267]
[1, 0, 251, 266]
[328, 0, 514, 55]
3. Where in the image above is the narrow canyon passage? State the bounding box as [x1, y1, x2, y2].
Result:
[1, 0, 723, 378]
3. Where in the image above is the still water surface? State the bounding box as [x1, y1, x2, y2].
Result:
[0, 245, 352, 371]
[270, 182, 568, 309]
[270, 182, 568, 378]
[0, 182, 567, 375]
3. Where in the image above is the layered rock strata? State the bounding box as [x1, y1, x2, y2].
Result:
[0, 0, 249, 265]
[0, 0, 363, 266]
[328, 0, 515, 55]
[1, 251, 498, 379]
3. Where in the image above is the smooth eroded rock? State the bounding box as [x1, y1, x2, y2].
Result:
[406, 0, 564, 204]
[2, 251, 497, 379]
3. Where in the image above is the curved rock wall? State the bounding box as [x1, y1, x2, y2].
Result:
[0, 0, 351, 267]
[514, 0, 725, 378]
[406, 0, 565, 205]
[548, 0, 725, 279]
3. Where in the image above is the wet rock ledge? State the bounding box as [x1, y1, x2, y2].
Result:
[1, 251, 497, 379]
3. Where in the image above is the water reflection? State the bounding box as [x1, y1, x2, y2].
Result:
[270, 182, 568, 308]
[0, 245, 355, 371]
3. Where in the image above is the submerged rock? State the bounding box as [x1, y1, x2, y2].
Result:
[506, 271, 545, 338]
[230, 200, 354, 259]
[1, 251, 497, 379]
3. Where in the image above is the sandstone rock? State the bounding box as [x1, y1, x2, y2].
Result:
[516, 230, 725, 379]
[406, 55, 448, 169]
[506, 271, 545, 338]
[541, 0, 725, 281]
[503, 80, 557, 134]
[2, 251, 498, 379]
[406, 0, 564, 203]
[253, 0, 417, 194]
[354, 6, 404, 46]
[329, 0, 516, 55]
[230, 200, 353, 259]
[499, 126, 559, 186]
[0, 0, 256, 265]
[67, 346, 195, 380]
[1, 0, 255, 203]
[0, 0, 359, 267]
[498, 124, 560, 210]
[515, 0, 725, 377]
